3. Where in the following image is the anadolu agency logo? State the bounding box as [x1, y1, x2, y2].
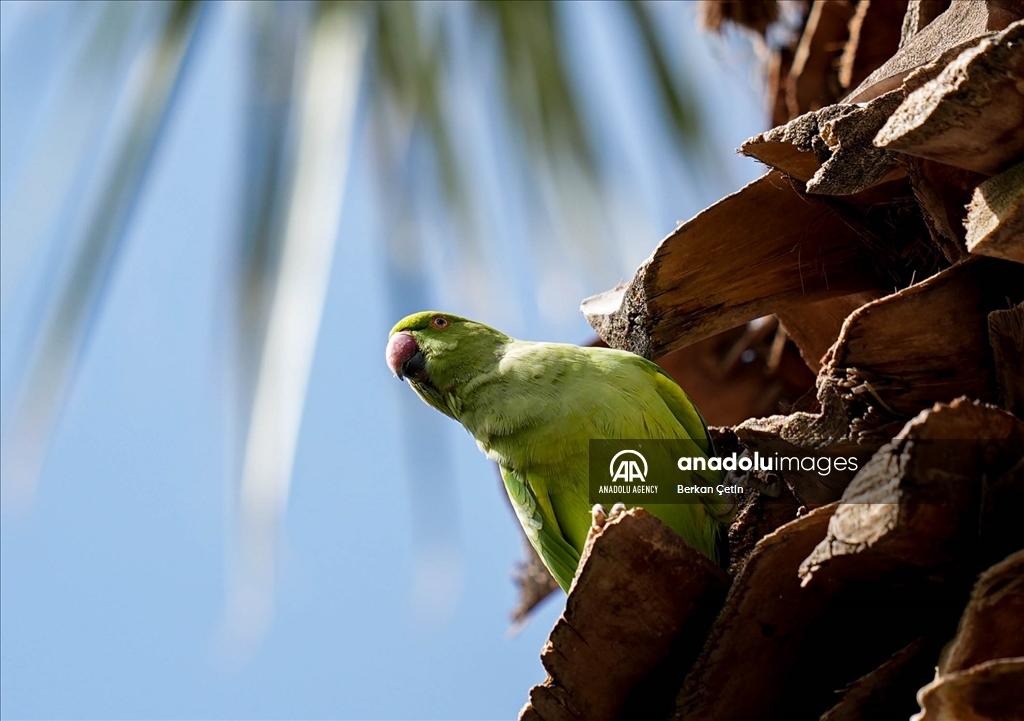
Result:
[609, 449, 648, 483]
[590, 438, 864, 505]
[599, 449, 661, 496]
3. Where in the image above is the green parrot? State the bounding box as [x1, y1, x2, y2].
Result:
[385, 311, 733, 592]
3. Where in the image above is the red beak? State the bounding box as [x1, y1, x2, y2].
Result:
[386, 332, 420, 380]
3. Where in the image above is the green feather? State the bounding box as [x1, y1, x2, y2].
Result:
[500, 465, 581, 592]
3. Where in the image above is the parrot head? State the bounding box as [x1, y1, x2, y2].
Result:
[386, 311, 509, 418]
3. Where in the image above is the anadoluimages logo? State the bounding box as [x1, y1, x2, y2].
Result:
[609, 449, 648, 483]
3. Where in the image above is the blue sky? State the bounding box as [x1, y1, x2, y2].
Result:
[0, 2, 765, 719]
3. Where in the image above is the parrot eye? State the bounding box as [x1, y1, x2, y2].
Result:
[431, 316, 449, 329]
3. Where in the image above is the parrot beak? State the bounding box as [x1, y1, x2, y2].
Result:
[386, 332, 427, 382]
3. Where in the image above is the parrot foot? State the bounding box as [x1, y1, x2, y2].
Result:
[591, 502, 629, 533]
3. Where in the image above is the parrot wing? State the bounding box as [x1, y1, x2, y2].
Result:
[500, 464, 581, 593]
[649, 365, 714, 454]
[648, 364, 736, 524]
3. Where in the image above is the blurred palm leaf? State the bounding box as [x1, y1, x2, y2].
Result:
[2, 0, 203, 505]
[0, 0, 706, 653]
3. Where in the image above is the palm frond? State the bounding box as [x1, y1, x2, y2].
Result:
[1, 0, 203, 508]
[217, 0, 368, 657]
